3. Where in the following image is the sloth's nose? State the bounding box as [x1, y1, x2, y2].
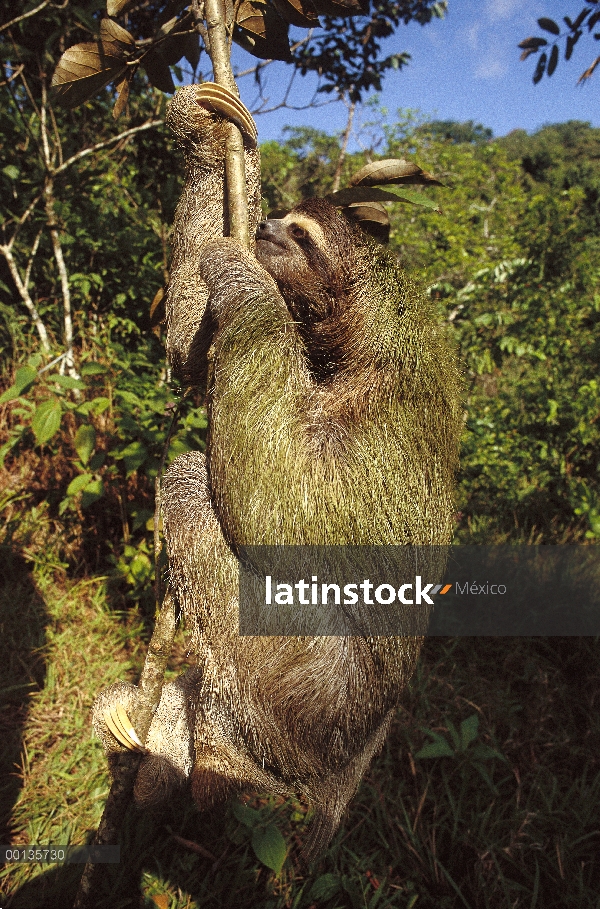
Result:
[256, 220, 274, 238]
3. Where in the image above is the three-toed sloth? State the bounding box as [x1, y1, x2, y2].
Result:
[93, 85, 462, 862]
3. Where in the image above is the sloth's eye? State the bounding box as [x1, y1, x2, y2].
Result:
[290, 225, 308, 241]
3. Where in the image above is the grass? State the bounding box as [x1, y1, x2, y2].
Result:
[1, 505, 600, 908]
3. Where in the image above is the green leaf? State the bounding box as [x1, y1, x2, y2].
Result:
[309, 874, 342, 901]
[15, 366, 36, 394]
[89, 396, 111, 415]
[168, 439, 193, 459]
[459, 714, 479, 750]
[2, 165, 19, 180]
[547, 43, 559, 75]
[51, 374, 87, 390]
[80, 362, 108, 376]
[67, 473, 93, 496]
[251, 824, 286, 874]
[446, 719, 461, 750]
[415, 733, 454, 759]
[329, 185, 442, 212]
[232, 801, 261, 828]
[115, 389, 141, 406]
[127, 549, 152, 579]
[81, 479, 104, 509]
[116, 441, 148, 475]
[88, 451, 105, 471]
[0, 365, 37, 403]
[74, 424, 96, 465]
[32, 399, 62, 445]
[470, 744, 505, 762]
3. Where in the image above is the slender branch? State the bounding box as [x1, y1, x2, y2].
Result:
[204, 0, 250, 246]
[332, 98, 355, 193]
[55, 120, 164, 176]
[234, 33, 312, 79]
[24, 229, 43, 289]
[191, 0, 210, 53]
[49, 101, 64, 169]
[0, 0, 51, 33]
[3, 192, 43, 251]
[18, 66, 42, 125]
[0, 63, 24, 86]
[45, 191, 77, 375]
[39, 79, 52, 171]
[0, 240, 50, 352]
[2, 63, 42, 158]
[39, 78, 77, 375]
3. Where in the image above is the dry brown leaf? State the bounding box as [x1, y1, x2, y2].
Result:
[142, 49, 175, 93]
[236, 0, 269, 38]
[271, 0, 320, 28]
[149, 894, 170, 909]
[234, 2, 292, 61]
[156, 32, 189, 66]
[106, 0, 142, 16]
[52, 41, 128, 109]
[113, 73, 132, 119]
[578, 55, 600, 83]
[150, 286, 166, 336]
[182, 32, 201, 69]
[350, 158, 443, 187]
[100, 17, 135, 48]
[157, 0, 190, 26]
[343, 201, 390, 242]
[311, 0, 365, 17]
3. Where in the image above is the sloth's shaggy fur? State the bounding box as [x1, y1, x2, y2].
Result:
[92, 85, 462, 862]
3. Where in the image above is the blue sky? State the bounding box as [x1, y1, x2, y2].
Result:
[229, 1, 599, 146]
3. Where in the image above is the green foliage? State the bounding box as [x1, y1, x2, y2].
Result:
[415, 713, 505, 767]
[0, 342, 207, 604]
[418, 119, 493, 145]
[231, 800, 287, 874]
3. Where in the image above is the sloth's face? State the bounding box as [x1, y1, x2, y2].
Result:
[255, 202, 366, 377]
[255, 213, 339, 321]
[256, 213, 325, 269]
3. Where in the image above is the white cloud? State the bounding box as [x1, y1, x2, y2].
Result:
[466, 23, 481, 49]
[484, 0, 523, 21]
[475, 58, 509, 79]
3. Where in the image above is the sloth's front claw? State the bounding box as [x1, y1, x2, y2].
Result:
[195, 82, 258, 148]
[103, 703, 147, 753]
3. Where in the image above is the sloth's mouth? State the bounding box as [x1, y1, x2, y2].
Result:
[256, 236, 287, 254]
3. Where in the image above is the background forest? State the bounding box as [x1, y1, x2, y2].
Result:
[2, 107, 600, 566]
[1, 5, 600, 906]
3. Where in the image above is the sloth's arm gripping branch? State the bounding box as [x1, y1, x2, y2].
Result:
[199, 238, 317, 544]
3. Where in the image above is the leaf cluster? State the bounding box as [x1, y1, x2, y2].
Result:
[0, 344, 207, 603]
[519, 6, 600, 84]
[43, 0, 448, 115]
